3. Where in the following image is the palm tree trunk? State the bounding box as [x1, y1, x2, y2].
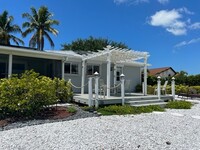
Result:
[39, 29, 43, 51]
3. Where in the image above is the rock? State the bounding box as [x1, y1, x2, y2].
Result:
[166, 141, 171, 145]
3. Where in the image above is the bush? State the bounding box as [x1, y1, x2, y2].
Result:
[97, 105, 164, 115]
[135, 84, 142, 93]
[147, 85, 155, 95]
[166, 100, 192, 109]
[81, 106, 96, 112]
[0, 70, 73, 119]
[67, 106, 77, 113]
[54, 78, 73, 103]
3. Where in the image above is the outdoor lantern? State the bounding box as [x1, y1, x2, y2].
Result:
[120, 73, 125, 80]
[94, 71, 99, 76]
[157, 76, 161, 81]
[172, 77, 175, 80]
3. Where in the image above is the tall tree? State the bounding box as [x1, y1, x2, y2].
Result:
[61, 36, 129, 53]
[0, 11, 24, 46]
[22, 6, 59, 50]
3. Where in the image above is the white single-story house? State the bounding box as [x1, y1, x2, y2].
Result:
[149, 67, 176, 78]
[0, 45, 149, 97]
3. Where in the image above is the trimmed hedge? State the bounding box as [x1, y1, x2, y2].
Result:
[0, 70, 73, 119]
[97, 105, 165, 115]
[166, 101, 192, 109]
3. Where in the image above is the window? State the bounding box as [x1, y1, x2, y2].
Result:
[0, 62, 6, 78]
[65, 63, 78, 74]
[13, 63, 25, 74]
[116, 67, 123, 81]
[87, 65, 100, 75]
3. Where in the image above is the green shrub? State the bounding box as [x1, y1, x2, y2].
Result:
[97, 105, 164, 115]
[166, 100, 192, 109]
[147, 85, 155, 95]
[67, 106, 77, 113]
[0, 70, 73, 119]
[135, 84, 142, 92]
[54, 78, 73, 103]
[81, 106, 95, 111]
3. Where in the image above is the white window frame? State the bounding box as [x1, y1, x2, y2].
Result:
[86, 64, 100, 76]
[64, 62, 79, 75]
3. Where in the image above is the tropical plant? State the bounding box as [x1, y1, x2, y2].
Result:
[0, 70, 73, 119]
[22, 6, 59, 50]
[0, 11, 24, 45]
[61, 36, 129, 53]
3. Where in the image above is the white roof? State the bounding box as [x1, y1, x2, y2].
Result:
[45, 50, 82, 58]
[0, 45, 150, 66]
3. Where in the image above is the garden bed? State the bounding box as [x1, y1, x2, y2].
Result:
[0, 106, 74, 129]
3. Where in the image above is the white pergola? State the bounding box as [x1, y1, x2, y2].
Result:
[80, 45, 150, 97]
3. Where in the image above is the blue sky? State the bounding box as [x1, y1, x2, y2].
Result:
[1, 0, 200, 75]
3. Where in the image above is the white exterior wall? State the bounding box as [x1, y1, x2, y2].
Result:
[64, 58, 82, 93]
[65, 60, 142, 93]
[159, 69, 175, 78]
[123, 66, 141, 92]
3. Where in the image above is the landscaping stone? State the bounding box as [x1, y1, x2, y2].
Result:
[1, 102, 200, 149]
[0, 104, 98, 131]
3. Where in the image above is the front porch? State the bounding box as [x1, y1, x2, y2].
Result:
[73, 93, 173, 107]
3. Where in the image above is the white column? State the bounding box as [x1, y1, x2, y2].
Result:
[61, 57, 67, 80]
[171, 77, 175, 100]
[113, 64, 117, 94]
[81, 60, 86, 94]
[144, 56, 148, 95]
[8, 54, 13, 78]
[142, 82, 145, 94]
[88, 77, 93, 106]
[107, 52, 111, 98]
[157, 76, 161, 100]
[94, 72, 99, 108]
[120, 74, 125, 105]
[61, 61, 65, 79]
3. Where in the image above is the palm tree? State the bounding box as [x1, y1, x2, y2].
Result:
[22, 6, 59, 50]
[0, 11, 24, 45]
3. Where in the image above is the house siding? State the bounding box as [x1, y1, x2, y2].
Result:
[159, 69, 176, 78]
[123, 66, 141, 92]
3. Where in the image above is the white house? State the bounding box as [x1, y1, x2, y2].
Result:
[0, 45, 149, 97]
[149, 67, 176, 78]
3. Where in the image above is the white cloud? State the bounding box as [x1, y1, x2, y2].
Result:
[178, 7, 194, 15]
[157, 0, 169, 5]
[149, 9, 187, 35]
[114, 0, 129, 4]
[114, 0, 149, 5]
[174, 38, 200, 48]
[189, 22, 200, 30]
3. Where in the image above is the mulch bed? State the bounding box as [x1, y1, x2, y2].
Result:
[0, 106, 74, 128]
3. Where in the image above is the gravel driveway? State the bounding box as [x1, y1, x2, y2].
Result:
[1, 100, 200, 150]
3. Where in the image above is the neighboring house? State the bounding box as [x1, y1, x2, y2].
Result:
[149, 67, 176, 78]
[0, 45, 149, 96]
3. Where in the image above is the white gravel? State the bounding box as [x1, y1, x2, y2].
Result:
[1, 100, 200, 150]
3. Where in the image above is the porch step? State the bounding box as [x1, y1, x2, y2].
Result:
[125, 95, 172, 102]
[129, 102, 167, 107]
[126, 99, 165, 105]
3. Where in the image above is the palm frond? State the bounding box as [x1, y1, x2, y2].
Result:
[46, 27, 58, 36]
[44, 31, 54, 48]
[29, 32, 38, 48]
[22, 28, 34, 37]
[10, 35, 24, 45]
